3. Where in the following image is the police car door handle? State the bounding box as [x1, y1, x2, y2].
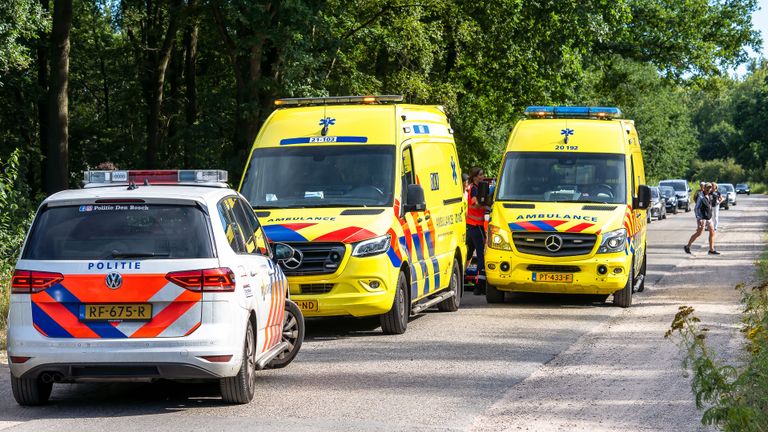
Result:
[417, 217, 423, 223]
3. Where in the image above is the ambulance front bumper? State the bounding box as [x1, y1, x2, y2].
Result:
[485, 249, 631, 295]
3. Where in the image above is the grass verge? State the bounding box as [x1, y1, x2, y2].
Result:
[666, 241, 768, 431]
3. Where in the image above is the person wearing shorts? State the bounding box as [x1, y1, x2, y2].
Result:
[684, 182, 719, 255]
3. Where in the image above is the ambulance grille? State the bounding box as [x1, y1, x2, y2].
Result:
[281, 242, 346, 276]
[300, 284, 335, 294]
[512, 232, 597, 257]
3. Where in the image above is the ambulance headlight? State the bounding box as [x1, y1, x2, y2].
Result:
[352, 234, 391, 257]
[488, 225, 512, 251]
[597, 228, 627, 254]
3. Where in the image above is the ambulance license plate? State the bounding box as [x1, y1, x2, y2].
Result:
[532, 272, 573, 283]
[83, 304, 152, 321]
[295, 300, 318, 312]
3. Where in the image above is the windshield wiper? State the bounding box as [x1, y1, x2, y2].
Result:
[111, 250, 170, 258]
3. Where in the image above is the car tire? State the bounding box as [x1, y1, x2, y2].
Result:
[266, 300, 305, 369]
[438, 258, 462, 312]
[380, 271, 409, 335]
[636, 252, 647, 293]
[220, 319, 257, 404]
[485, 284, 505, 303]
[11, 374, 53, 406]
[672, 206, 678, 215]
[724, 203, 729, 210]
[613, 261, 634, 308]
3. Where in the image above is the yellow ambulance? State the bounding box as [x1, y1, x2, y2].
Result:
[485, 106, 651, 307]
[239, 96, 467, 334]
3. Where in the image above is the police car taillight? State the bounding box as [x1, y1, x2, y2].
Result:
[83, 169, 228, 187]
[11, 270, 64, 294]
[165, 267, 236, 292]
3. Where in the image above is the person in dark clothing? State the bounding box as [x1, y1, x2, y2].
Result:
[466, 167, 488, 294]
[685, 182, 719, 255]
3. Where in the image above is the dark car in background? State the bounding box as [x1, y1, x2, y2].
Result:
[736, 183, 750, 195]
[659, 179, 691, 212]
[659, 185, 678, 214]
[648, 186, 666, 221]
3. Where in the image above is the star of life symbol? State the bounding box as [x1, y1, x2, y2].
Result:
[561, 128, 574, 144]
[450, 157, 458, 184]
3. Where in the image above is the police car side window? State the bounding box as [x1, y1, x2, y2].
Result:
[217, 197, 247, 254]
[234, 198, 272, 257]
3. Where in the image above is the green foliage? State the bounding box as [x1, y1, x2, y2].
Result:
[690, 158, 747, 185]
[0, 148, 38, 345]
[666, 247, 768, 431]
[0, 0, 48, 77]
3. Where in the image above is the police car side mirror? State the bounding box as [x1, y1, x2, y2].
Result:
[634, 185, 652, 210]
[273, 243, 295, 261]
[404, 184, 426, 213]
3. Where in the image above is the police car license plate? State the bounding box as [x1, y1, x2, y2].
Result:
[295, 300, 318, 312]
[532, 272, 573, 283]
[83, 304, 152, 321]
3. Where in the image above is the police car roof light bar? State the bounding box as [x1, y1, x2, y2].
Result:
[524, 106, 622, 120]
[274, 95, 404, 107]
[83, 169, 228, 187]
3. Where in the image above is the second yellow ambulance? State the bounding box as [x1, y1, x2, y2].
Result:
[485, 106, 651, 307]
[239, 96, 467, 334]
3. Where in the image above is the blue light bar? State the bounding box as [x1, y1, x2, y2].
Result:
[524, 106, 622, 119]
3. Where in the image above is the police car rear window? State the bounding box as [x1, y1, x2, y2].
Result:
[23, 204, 214, 260]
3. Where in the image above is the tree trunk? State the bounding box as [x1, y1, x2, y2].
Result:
[46, 0, 72, 194]
[183, 15, 198, 167]
[36, 0, 50, 194]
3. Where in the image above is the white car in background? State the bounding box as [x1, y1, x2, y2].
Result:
[718, 183, 736, 209]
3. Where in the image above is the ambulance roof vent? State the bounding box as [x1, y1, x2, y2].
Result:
[274, 95, 403, 107]
[524, 106, 622, 120]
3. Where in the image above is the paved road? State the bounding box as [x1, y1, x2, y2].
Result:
[1, 195, 765, 431]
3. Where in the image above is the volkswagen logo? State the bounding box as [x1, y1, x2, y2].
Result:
[281, 248, 304, 270]
[105, 272, 123, 289]
[544, 235, 563, 252]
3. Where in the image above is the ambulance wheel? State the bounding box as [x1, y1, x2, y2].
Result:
[380, 271, 409, 335]
[220, 320, 257, 404]
[613, 262, 634, 308]
[266, 300, 305, 369]
[636, 252, 647, 293]
[11, 374, 52, 406]
[438, 258, 462, 312]
[485, 285, 504, 304]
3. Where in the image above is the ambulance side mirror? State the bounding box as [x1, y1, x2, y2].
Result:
[404, 184, 426, 213]
[634, 185, 651, 210]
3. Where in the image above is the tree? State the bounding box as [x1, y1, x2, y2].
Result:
[46, 0, 72, 194]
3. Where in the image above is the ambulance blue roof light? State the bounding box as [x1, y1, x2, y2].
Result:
[524, 106, 622, 120]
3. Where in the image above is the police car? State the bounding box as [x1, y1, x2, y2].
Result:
[7, 170, 304, 405]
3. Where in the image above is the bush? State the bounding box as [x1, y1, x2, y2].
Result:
[666, 247, 768, 431]
[0, 148, 37, 348]
[689, 158, 746, 185]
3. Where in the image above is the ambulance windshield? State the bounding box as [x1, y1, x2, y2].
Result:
[496, 152, 627, 204]
[241, 145, 396, 208]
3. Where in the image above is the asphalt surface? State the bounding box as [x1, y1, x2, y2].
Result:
[1, 195, 765, 431]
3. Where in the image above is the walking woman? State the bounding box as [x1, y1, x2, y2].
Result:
[466, 167, 487, 294]
[685, 182, 719, 255]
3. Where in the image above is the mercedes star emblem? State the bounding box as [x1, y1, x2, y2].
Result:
[544, 234, 563, 252]
[281, 248, 304, 270]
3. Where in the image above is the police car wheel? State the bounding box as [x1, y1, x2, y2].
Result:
[380, 271, 409, 335]
[613, 261, 634, 308]
[11, 374, 53, 406]
[220, 319, 257, 404]
[438, 258, 462, 312]
[266, 300, 305, 369]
